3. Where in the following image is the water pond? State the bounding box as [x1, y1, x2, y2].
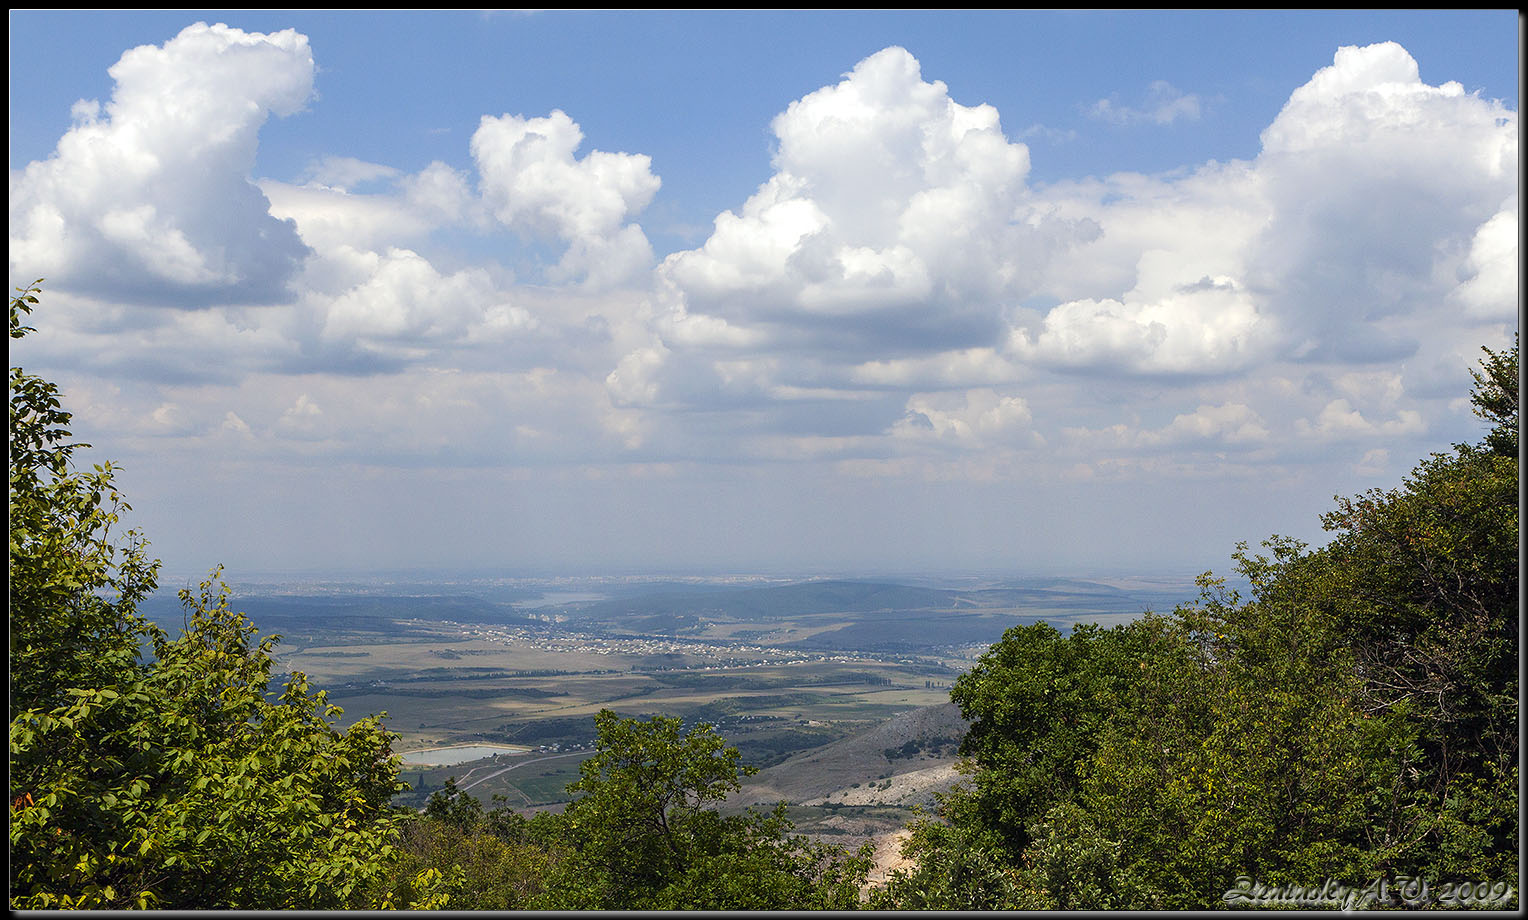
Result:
[398, 743, 531, 767]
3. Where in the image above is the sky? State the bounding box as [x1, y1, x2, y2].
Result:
[7, 10, 1520, 582]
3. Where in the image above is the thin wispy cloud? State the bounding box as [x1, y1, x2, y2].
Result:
[1089, 80, 1205, 126]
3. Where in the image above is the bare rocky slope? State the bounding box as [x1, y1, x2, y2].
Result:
[731, 702, 969, 808]
[728, 702, 971, 893]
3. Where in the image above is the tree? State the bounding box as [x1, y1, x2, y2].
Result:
[9, 281, 157, 717]
[877, 613, 1213, 908]
[945, 618, 1198, 859]
[377, 710, 875, 910]
[9, 285, 411, 908]
[423, 776, 484, 830]
[878, 337, 1519, 909]
[532, 709, 872, 909]
[374, 800, 555, 910]
[1469, 334, 1518, 458]
[1302, 340, 1519, 881]
[9, 573, 413, 908]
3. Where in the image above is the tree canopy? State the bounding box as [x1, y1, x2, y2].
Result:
[543, 709, 872, 909]
[874, 337, 1520, 910]
[378, 710, 875, 910]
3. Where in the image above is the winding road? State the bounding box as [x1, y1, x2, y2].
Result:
[416, 750, 589, 813]
[455, 745, 586, 788]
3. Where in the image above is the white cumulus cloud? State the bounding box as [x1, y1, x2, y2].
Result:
[891, 388, 1036, 448]
[8, 30, 1514, 496]
[1248, 41, 1517, 359]
[320, 247, 528, 346]
[661, 46, 1057, 346]
[471, 109, 660, 287]
[1449, 199, 1519, 320]
[1014, 41, 1514, 376]
[9, 22, 315, 306]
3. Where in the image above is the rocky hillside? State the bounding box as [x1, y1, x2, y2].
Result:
[732, 702, 969, 808]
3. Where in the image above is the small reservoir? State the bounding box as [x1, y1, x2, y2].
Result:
[399, 743, 531, 766]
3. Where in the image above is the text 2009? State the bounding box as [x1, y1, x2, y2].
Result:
[1422, 878, 1515, 907]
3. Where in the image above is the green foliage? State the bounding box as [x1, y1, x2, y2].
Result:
[423, 776, 484, 831]
[529, 709, 873, 909]
[1469, 334, 1518, 457]
[375, 865, 466, 910]
[373, 807, 555, 910]
[879, 338, 1520, 909]
[379, 710, 875, 910]
[10, 281, 158, 716]
[380, 778, 560, 909]
[1072, 556, 1420, 907]
[1304, 386, 1520, 883]
[555, 709, 755, 900]
[868, 793, 1045, 909]
[10, 570, 411, 909]
[948, 615, 1202, 859]
[9, 286, 409, 909]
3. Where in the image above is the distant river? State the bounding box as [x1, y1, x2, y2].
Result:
[398, 743, 531, 766]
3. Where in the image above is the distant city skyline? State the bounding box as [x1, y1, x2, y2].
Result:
[8, 10, 1518, 580]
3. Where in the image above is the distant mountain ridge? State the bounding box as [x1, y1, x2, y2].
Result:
[569, 577, 1179, 620]
[136, 592, 540, 632]
[132, 575, 1197, 652]
[566, 577, 1185, 649]
[574, 579, 961, 622]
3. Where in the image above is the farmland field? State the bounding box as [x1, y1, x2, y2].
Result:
[139, 573, 1197, 811]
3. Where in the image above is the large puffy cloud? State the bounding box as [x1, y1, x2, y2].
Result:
[259, 107, 665, 364]
[9, 30, 1515, 497]
[1247, 42, 1517, 360]
[1016, 42, 1515, 378]
[9, 22, 314, 306]
[607, 46, 1084, 422]
[1013, 273, 1265, 376]
[658, 46, 1073, 350]
[10, 19, 659, 402]
[1447, 197, 1518, 320]
[471, 109, 660, 288]
[255, 113, 658, 379]
[319, 247, 534, 346]
[603, 40, 1514, 463]
[1010, 158, 1276, 377]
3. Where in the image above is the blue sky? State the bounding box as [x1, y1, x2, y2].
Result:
[8, 11, 1520, 580]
